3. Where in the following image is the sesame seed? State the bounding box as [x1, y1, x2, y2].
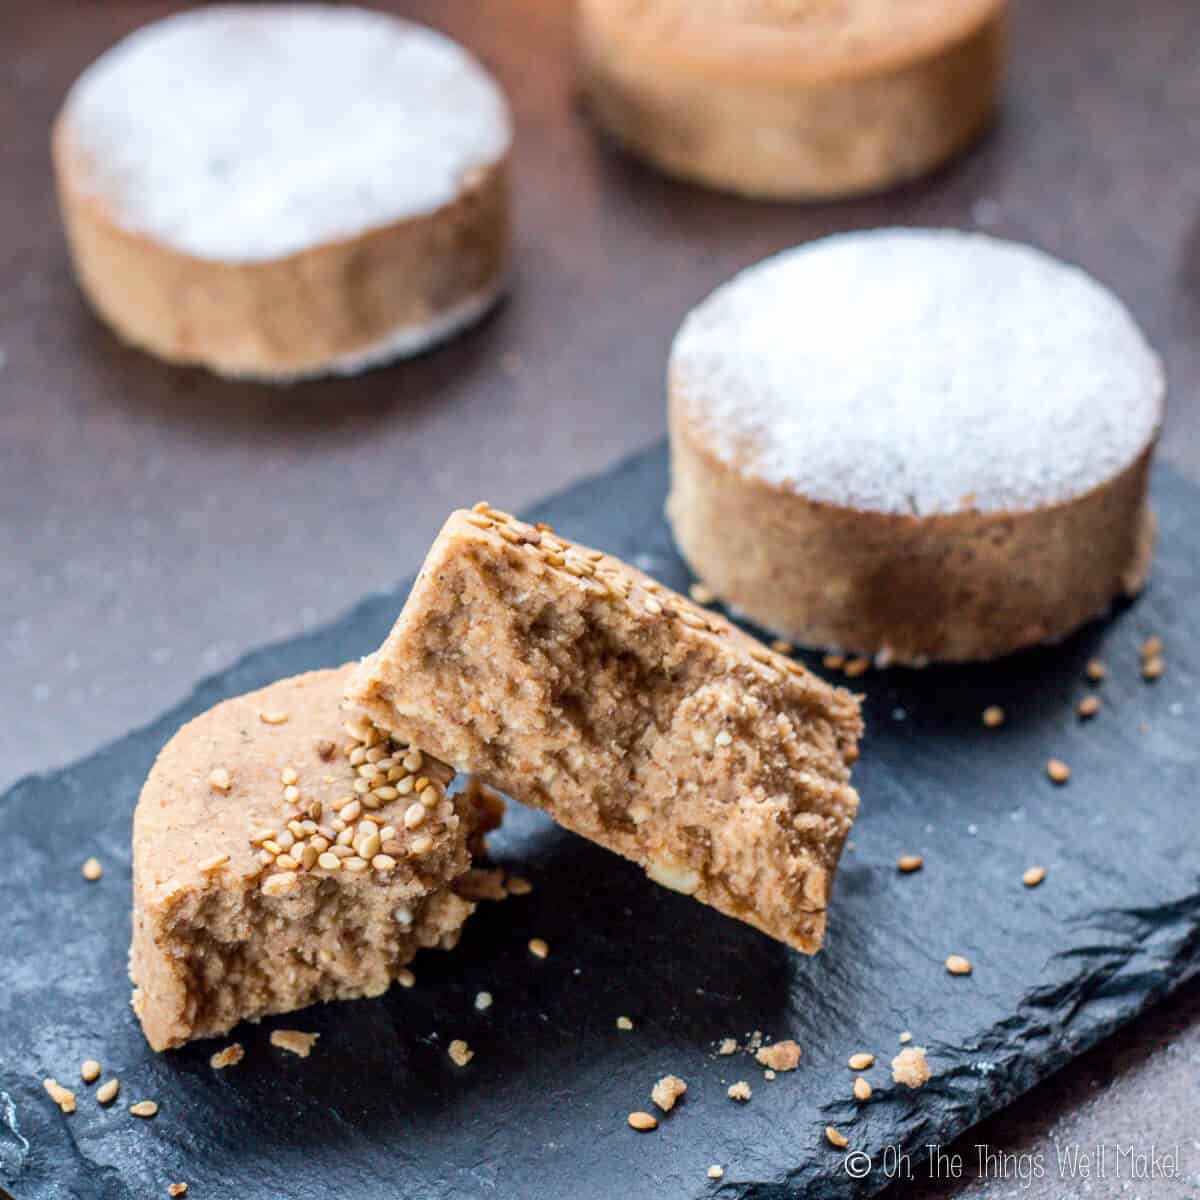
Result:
[1142, 636, 1163, 658]
[261, 872, 299, 897]
[897, 854, 924, 874]
[283, 785, 300, 804]
[343, 856, 369, 872]
[1078, 695, 1101, 718]
[727, 1081, 751, 1102]
[280, 766, 299, 786]
[1086, 659, 1107, 682]
[209, 1044, 244, 1070]
[843, 657, 870, 678]
[1023, 865, 1046, 887]
[80, 1060, 101, 1084]
[274, 854, 299, 871]
[528, 937, 549, 959]
[96, 1078, 120, 1105]
[208, 767, 231, 792]
[847, 1053, 875, 1070]
[409, 834, 434, 856]
[270, 1030, 319, 1058]
[168, 1185, 188, 1197]
[446, 1038, 475, 1068]
[43, 1079, 76, 1114]
[1143, 656, 1164, 681]
[82, 857, 102, 882]
[259, 711, 289, 725]
[506, 875, 533, 896]
[822, 653, 845, 670]
[1046, 758, 1071, 784]
[770, 639, 793, 655]
[404, 802, 426, 829]
[945, 955, 972, 976]
[627, 1111, 658, 1131]
[689, 583, 715, 605]
[981, 705, 1005, 728]
[707, 1165, 724, 1180]
[197, 853, 229, 874]
[396, 967, 416, 988]
[129, 1100, 159, 1118]
[853, 1077, 873, 1102]
[825, 1126, 848, 1149]
[644, 597, 663, 616]
[475, 991, 493, 1012]
[616, 1016, 634, 1031]
[471, 500, 490, 513]
[372, 854, 397, 872]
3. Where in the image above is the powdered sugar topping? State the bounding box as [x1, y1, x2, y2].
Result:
[62, 5, 511, 262]
[671, 230, 1163, 515]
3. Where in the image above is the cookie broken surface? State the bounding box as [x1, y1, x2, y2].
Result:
[131, 665, 500, 1051]
[346, 507, 861, 954]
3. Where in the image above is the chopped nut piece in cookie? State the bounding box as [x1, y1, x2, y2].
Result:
[43, 1078, 76, 1114]
[129, 1100, 159, 1118]
[896, 854, 923, 874]
[209, 1043, 244, 1069]
[80, 1060, 101, 1084]
[727, 1081, 752, 1102]
[847, 1052, 874, 1071]
[617, 1016, 634, 1031]
[270, 1029, 319, 1058]
[1046, 758, 1071, 784]
[981, 705, 1005, 728]
[448, 1039, 474, 1067]
[96, 1078, 120, 1105]
[717, 1037, 738, 1056]
[81, 857, 102, 882]
[826, 1126, 849, 1148]
[651, 1074, 687, 1112]
[853, 1077, 873, 1102]
[945, 955, 972, 976]
[628, 1111, 658, 1131]
[1023, 866, 1047, 888]
[755, 1040, 801, 1072]
[528, 937, 549, 960]
[892, 1046, 931, 1088]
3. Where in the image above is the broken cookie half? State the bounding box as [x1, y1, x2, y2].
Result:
[130, 665, 501, 1051]
[346, 506, 862, 954]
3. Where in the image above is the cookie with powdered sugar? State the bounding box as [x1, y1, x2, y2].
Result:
[668, 229, 1164, 664]
[54, 5, 511, 380]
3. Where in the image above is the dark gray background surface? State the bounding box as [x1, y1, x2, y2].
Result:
[2, 0, 1200, 1195]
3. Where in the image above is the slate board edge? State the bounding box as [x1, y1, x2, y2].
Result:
[3, 439, 1198, 1200]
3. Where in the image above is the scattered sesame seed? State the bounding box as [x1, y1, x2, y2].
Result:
[197, 853, 229, 874]
[651, 1074, 687, 1112]
[689, 583, 716, 605]
[898, 1031, 913, 1044]
[448, 1039, 474, 1067]
[80, 1060, 101, 1084]
[209, 1043, 244, 1070]
[1078, 695, 1101, 719]
[43, 1079, 76, 1114]
[718, 1038, 738, 1056]
[475, 991, 493, 1012]
[853, 1077, 873, 1102]
[129, 1100, 159, 1118]
[627, 1111, 658, 1132]
[617, 1016, 634, 1031]
[1142, 636, 1163, 658]
[506, 875, 533, 896]
[847, 1053, 875, 1071]
[822, 653, 845, 670]
[208, 767, 231, 792]
[259, 711, 289, 725]
[1046, 758, 1071, 784]
[896, 854, 924, 874]
[755, 1040, 801, 1072]
[1143, 656, 1164, 681]
[843, 657, 870, 678]
[727, 1081, 751, 1102]
[81, 857, 102, 882]
[945, 955, 972, 976]
[96, 1078, 120, 1105]
[270, 1029, 318, 1058]
[981, 705, 1005, 728]
[892, 1046, 931, 1088]
[528, 937, 549, 960]
[770, 639, 793, 655]
[1086, 659, 1107, 682]
[825, 1126, 848, 1149]
[707, 1165, 724, 1180]
[1023, 865, 1047, 888]
[168, 1185, 188, 1197]
[396, 967, 416, 988]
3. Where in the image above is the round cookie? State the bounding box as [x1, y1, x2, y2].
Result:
[576, 0, 1005, 200]
[53, 5, 512, 380]
[667, 229, 1164, 665]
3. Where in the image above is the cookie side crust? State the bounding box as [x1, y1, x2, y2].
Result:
[130, 666, 501, 1050]
[347, 509, 861, 953]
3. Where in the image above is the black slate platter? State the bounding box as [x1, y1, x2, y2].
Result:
[2, 443, 1198, 1200]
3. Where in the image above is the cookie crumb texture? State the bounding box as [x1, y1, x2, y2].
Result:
[52, 6, 511, 380]
[130, 665, 500, 1051]
[577, 0, 1004, 199]
[347, 508, 861, 954]
[669, 230, 1163, 664]
[892, 1045, 931, 1088]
